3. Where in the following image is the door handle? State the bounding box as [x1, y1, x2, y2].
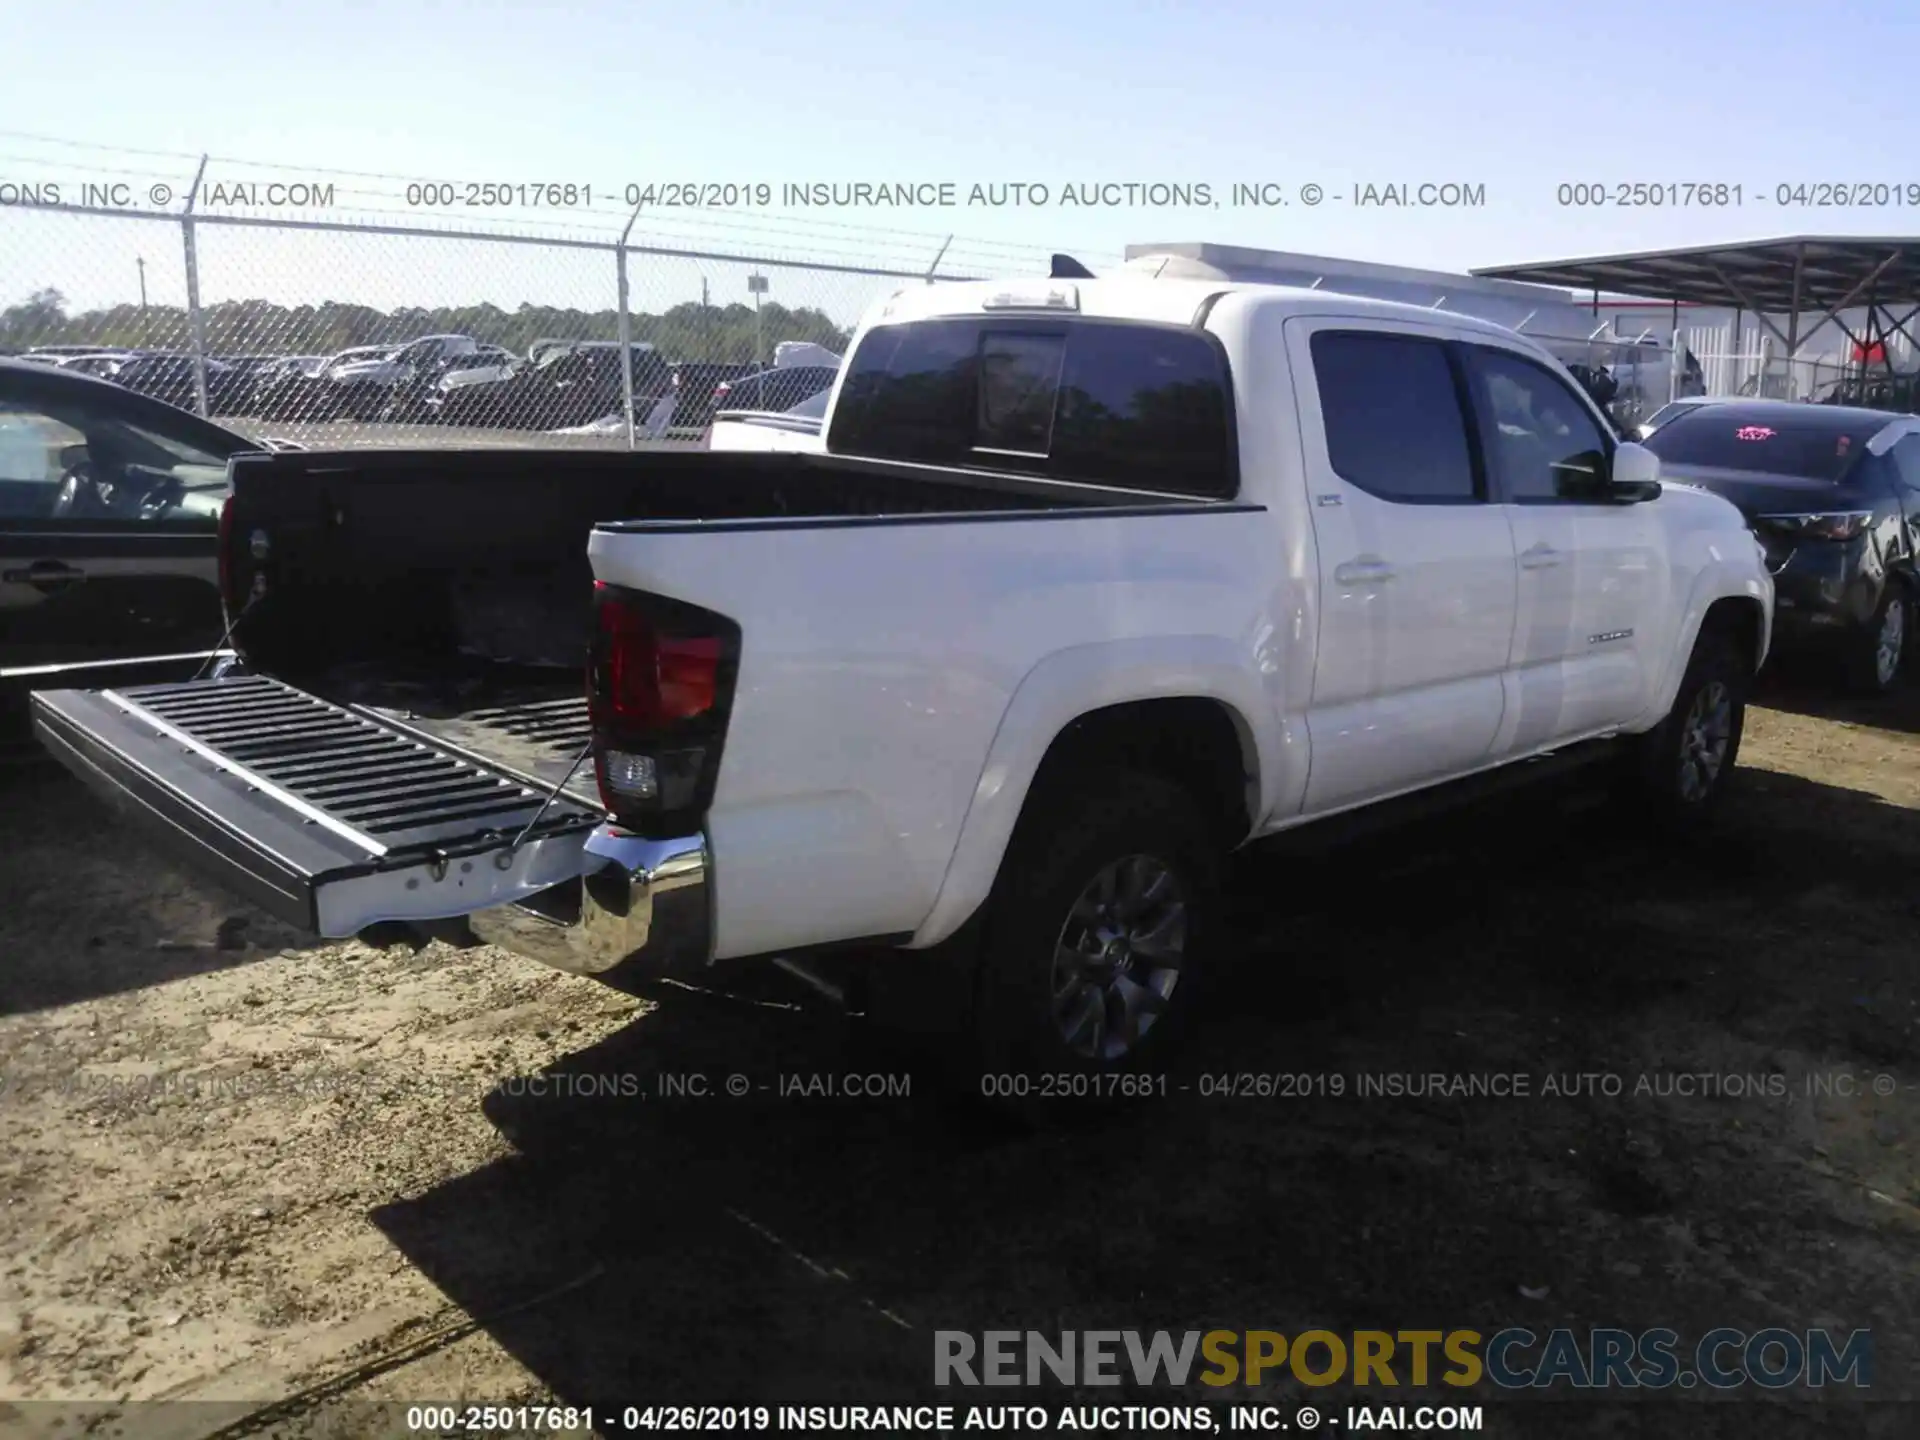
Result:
[1519, 545, 1562, 571]
[4, 560, 87, 593]
[1333, 559, 1396, 585]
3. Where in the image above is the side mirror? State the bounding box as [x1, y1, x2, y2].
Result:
[1608, 442, 1663, 503]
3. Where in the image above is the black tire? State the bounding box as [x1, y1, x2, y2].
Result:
[1626, 626, 1750, 823]
[971, 769, 1221, 1094]
[1845, 588, 1908, 695]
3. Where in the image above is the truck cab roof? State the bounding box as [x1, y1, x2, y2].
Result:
[867, 275, 1540, 346]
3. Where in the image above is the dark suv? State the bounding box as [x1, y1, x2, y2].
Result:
[1642, 400, 1920, 691]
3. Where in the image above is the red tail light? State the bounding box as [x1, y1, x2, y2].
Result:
[593, 589, 720, 729]
[588, 582, 737, 831]
[216, 493, 240, 619]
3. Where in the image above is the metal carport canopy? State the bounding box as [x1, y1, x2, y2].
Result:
[1469, 235, 1920, 360]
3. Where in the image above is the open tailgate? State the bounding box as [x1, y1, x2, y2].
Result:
[33, 674, 603, 936]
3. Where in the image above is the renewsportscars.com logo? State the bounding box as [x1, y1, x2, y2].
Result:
[934, 1328, 1872, 1390]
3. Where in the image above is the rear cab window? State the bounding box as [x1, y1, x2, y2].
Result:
[827, 316, 1237, 497]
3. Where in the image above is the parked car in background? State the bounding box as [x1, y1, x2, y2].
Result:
[250, 346, 392, 422]
[325, 335, 482, 420]
[703, 364, 838, 428]
[246, 355, 333, 421]
[435, 342, 672, 430]
[0, 357, 268, 747]
[673, 342, 841, 433]
[438, 345, 520, 391]
[658, 362, 760, 433]
[48, 352, 141, 378]
[382, 344, 519, 422]
[1637, 395, 1721, 439]
[20, 345, 117, 363]
[104, 353, 244, 413]
[706, 385, 830, 452]
[1642, 399, 1919, 691]
[208, 355, 286, 416]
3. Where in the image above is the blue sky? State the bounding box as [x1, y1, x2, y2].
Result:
[4, 0, 1919, 319]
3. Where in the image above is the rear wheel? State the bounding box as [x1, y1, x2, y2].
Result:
[972, 769, 1220, 1096]
[1846, 589, 1908, 694]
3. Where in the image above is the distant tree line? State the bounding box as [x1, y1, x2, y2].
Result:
[0, 288, 853, 363]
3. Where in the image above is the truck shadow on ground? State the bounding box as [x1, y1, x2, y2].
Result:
[0, 762, 328, 1016]
[371, 765, 1920, 1421]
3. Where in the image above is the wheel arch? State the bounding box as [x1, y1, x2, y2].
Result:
[907, 638, 1272, 950]
[1648, 575, 1771, 723]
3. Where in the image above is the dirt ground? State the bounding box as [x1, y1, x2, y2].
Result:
[3, 667, 1920, 1439]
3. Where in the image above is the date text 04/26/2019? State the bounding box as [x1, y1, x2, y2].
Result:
[398, 1403, 1487, 1434]
[1557, 181, 1920, 207]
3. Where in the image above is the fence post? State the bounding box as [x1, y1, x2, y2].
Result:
[616, 200, 643, 450]
[181, 154, 211, 416]
[925, 235, 952, 285]
[1668, 300, 1681, 404]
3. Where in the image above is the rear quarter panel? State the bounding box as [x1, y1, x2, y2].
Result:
[587, 505, 1292, 958]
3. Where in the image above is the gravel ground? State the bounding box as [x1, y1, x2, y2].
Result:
[2, 669, 1919, 1438]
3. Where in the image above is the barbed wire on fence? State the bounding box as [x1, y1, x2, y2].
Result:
[0, 129, 1126, 277]
[2, 187, 1055, 449]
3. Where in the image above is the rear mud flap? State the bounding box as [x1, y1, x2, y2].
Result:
[33, 676, 604, 937]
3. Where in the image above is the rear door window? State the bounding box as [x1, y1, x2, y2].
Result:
[828, 317, 1236, 496]
[1309, 330, 1479, 503]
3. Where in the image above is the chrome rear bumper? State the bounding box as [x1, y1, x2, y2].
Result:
[467, 826, 711, 985]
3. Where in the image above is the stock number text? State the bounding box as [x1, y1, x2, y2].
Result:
[404, 182, 593, 209]
[1557, 182, 1743, 207]
[979, 1072, 1167, 1100]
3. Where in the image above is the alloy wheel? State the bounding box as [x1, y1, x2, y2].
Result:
[1876, 599, 1906, 688]
[1049, 854, 1186, 1062]
[1677, 680, 1733, 803]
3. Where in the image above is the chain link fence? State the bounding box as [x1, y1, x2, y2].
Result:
[0, 199, 1009, 449]
[13, 188, 1901, 452]
[1493, 317, 1691, 435]
[1690, 347, 1899, 406]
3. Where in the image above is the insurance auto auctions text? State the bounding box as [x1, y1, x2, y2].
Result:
[623, 181, 1485, 209]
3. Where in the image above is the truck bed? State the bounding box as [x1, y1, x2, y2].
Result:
[33, 446, 1260, 947]
[218, 447, 1230, 786]
[321, 661, 598, 806]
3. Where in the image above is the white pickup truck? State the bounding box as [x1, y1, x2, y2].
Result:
[33, 273, 1771, 1078]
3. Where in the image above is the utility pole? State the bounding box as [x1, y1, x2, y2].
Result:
[136, 257, 149, 345]
[748, 272, 768, 405]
